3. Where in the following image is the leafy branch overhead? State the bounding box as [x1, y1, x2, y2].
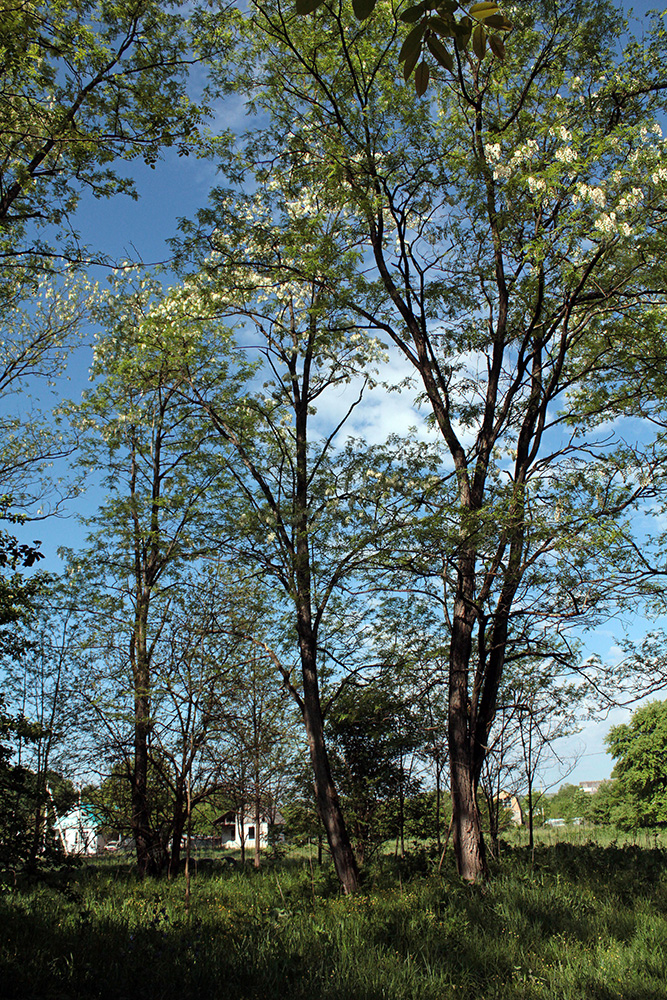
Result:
[295, 0, 512, 94]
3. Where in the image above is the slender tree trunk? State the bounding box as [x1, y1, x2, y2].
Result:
[185, 772, 192, 912]
[254, 792, 261, 870]
[448, 554, 489, 882]
[527, 776, 534, 853]
[435, 765, 442, 852]
[399, 755, 405, 859]
[300, 656, 359, 893]
[239, 802, 246, 865]
[169, 795, 186, 876]
[292, 359, 359, 894]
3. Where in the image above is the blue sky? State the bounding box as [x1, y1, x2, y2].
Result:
[8, 0, 667, 792]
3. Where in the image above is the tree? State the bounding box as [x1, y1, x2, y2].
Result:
[160, 190, 437, 891]
[543, 782, 589, 823]
[0, 274, 90, 512]
[1, 580, 82, 869]
[296, 0, 511, 94]
[215, 639, 301, 869]
[211, 0, 667, 881]
[0, 0, 222, 537]
[0, 0, 208, 267]
[328, 678, 422, 864]
[605, 701, 667, 829]
[67, 272, 249, 875]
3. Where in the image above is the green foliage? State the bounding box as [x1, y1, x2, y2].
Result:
[328, 680, 422, 862]
[543, 783, 590, 823]
[296, 0, 511, 93]
[0, 695, 76, 873]
[404, 790, 451, 841]
[606, 701, 667, 829]
[0, 0, 210, 264]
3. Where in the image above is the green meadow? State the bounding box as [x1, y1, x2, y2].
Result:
[2, 839, 666, 1000]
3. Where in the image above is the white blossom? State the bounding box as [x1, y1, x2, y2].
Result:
[555, 146, 577, 163]
[594, 212, 617, 234]
[493, 163, 512, 180]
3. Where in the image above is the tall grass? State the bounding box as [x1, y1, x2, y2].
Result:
[1, 842, 666, 999]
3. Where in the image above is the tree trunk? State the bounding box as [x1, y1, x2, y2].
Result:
[300, 637, 358, 893]
[450, 742, 487, 880]
[169, 795, 186, 876]
[448, 554, 489, 882]
[527, 775, 534, 854]
[435, 766, 442, 852]
[254, 792, 261, 870]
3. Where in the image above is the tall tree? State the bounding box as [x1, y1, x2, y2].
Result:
[605, 700, 667, 829]
[0, 0, 208, 266]
[67, 272, 248, 875]
[202, 0, 667, 879]
[144, 251, 436, 892]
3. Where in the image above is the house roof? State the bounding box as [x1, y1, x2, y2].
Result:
[214, 808, 285, 826]
[60, 804, 102, 829]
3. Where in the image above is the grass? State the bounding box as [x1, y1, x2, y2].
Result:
[1, 841, 667, 999]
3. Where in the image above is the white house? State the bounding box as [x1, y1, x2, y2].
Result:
[215, 809, 284, 849]
[56, 804, 107, 855]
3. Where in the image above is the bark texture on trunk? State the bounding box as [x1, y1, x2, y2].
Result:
[301, 650, 359, 894]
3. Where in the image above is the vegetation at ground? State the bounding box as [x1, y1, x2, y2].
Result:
[1, 839, 666, 1000]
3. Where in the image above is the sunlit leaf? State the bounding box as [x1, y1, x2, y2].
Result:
[352, 0, 377, 20]
[415, 60, 430, 96]
[426, 35, 454, 73]
[399, 21, 427, 63]
[484, 13, 513, 30]
[469, 1, 499, 18]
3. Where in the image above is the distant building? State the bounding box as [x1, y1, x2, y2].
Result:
[56, 804, 108, 855]
[579, 780, 603, 794]
[214, 809, 285, 849]
[497, 790, 523, 826]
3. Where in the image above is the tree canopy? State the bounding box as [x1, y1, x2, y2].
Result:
[605, 701, 667, 828]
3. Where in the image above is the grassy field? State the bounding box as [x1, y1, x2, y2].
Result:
[1, 840, 666, 1000]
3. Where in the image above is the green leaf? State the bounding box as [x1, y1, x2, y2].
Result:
[484, 13, 513, 30]
[352, 0, 377, 19]
[437, 0, 460, 12]
[403, 43, 421, 80]
[469, 1, 499, 18]
[426, 35, 454, 73]
[400, 2, 428, 24]
[488, 32, 505, 59]
[453, 15, 472, 47]
[472, 23, 486, 59]
[415, 60, 430, 96]
[429, 15, 455, 35]
[399, 22, 427, 63]
[295, 0, 325, 13]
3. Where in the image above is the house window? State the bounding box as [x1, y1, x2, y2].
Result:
[248, 826, 255, 841]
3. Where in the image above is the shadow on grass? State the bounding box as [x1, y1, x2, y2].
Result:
[0, 844, 666, 1000]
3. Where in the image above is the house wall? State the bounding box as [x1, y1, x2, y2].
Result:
[220, 815, 270, 849]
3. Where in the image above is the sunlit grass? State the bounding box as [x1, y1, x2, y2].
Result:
[1, 841, 666, 999]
